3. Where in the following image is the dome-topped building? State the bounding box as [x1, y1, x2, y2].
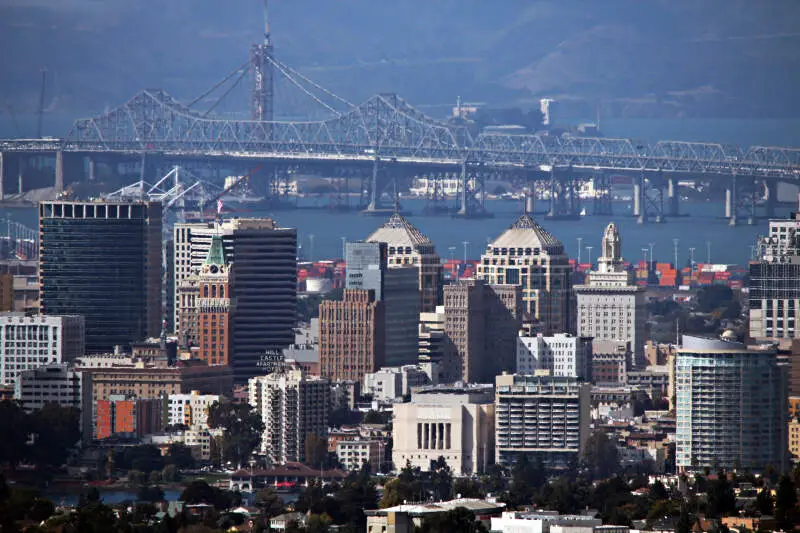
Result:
[366, 213, 442, 312]
[477, 214, 573, 333]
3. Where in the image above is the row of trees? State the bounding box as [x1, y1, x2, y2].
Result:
[0, 401, 81, 470]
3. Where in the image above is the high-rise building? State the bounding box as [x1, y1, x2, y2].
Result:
[574, 223, 645, 367]
[345, 241, 420, 367]
[366, 213, 442, 312]
[96, 394, 164, 440]
[0, 312, 85, 386]
[39, 200, 162, 353]
[477, 214, 572, 334]
[749, 207, 800, 341]
[174, 219, 297, 382]
[444, 279, 522, 382]
[319, 289, 385, 383]
[197, 235, 233, 366]
[392, 384, 495, 475]
[675, 335, 787, 473]
[495, 374, 590, 467]
[249, 367, 330, 464]
[516, 333, 592, 380]
[418, 305, 460, 384]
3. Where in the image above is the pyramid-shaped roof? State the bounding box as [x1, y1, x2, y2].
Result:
[489, 214, 563, 251]
[203, 235, 228, 266]
[366, 213, 432, 249]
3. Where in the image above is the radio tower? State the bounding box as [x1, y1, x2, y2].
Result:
[250, 0, 274, 122]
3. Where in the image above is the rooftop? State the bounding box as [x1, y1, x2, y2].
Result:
[487, 214, 563, 252]
[366, 213, 433, 249]
[369, 498, 505, 516]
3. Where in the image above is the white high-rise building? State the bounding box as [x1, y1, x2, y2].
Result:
[249, 368, 330, 464]
[574, 223, 645, 367]
[166, 390, 220, 429]
[0, 313, 85, 386]
[516, 333, 592, 380]
[495, 374, 590, 467]
[675, 335, 787, 473]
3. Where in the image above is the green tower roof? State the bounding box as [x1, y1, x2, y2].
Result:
[203, 235, 227, 266]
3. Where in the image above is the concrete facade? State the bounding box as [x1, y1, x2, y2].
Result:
[0, 312, 85, 386]
[392, 385, 495, 476]
[249, 368, 330, 464]
[477, 214, 572, 334]
[495, 374, 590, 467]
[574, 223, 645, 367]
[516, 333, 592, 380]
[363, 365, 430, 401]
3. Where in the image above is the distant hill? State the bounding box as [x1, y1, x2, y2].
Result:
[1, 0, 799, 123]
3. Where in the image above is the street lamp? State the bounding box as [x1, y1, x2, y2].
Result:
[341, 236, 347, 261]
[577, 237, 583, 264]
[309, 234, 315, 262]
[462, 241, 470, 264]
[672, 238, 679, 269]
[585, 246, 593, 266]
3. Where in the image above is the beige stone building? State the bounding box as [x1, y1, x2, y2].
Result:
[443, 279, 522, 382]
[392, 385, 495, 475]
[477, 214, 572, 334]
[366, 213, 442, 313]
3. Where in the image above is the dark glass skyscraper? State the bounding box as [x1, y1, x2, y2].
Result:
[39, 200, 163, 354]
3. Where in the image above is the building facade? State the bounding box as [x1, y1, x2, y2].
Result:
[174, 219, 297, 382]
[197, 235, 233, 366]
[366, 213, 442, 313]
[319, 289, 385, 383]
[574, 223, 645, 367]
[495, 374, 590, 467]
[14, 364, 92, 441]
[345, 241, 420, 367]
[39, 200, 162, 353]
[516, 333, 592, 380]
[336, 439, 386, 472]
[166, 390, 220, 429]
[249, 368, 330, 464]
[749, 207, 800, 341]
[392, 385, 495, 475]
[418, 305, 459, 384]
[363, 365, 430, 401]
[0, 273, 12, 312]
[444, 279, 522, 382]
[477, 214, 572, 334]
[96, 395, 164, 440]
[675, 335, 788, 473]
[0, 313, 85, 386]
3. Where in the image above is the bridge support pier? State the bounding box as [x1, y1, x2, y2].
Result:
[635, 175, 647, 224]
[457, 162, 469, 216]
[55, 150, 64, 193]
[18, 157, 24, 195]
[88, 156, 96, 182]
[765, 181, 777, 219]
[365, 158, 380, 212]
[0, 152, 4, 201]
[592, 174, 613, 216]
[667, 177, 679, 216]
[727, 175, 738, 226]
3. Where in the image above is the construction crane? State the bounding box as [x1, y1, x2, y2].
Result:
[199, 164, 263, 215]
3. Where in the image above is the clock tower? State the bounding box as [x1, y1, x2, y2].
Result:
[197, 235, 233, 366]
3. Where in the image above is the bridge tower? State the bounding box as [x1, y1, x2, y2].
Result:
[250, 0, 274, 122]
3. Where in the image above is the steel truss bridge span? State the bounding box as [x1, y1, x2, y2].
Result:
[1, 89, 799, 180]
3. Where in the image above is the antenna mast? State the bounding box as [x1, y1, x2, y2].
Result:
[250, 0, 274, 122]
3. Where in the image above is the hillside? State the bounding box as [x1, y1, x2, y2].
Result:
[1, 0, 799, 122]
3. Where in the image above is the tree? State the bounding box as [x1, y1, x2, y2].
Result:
[149, 470, 162, 485]
[162, 463, 179, 483]
[429, 456, 453, 501]
[181, 480, 239, 510]
[381, 462, 423, 508]
[650, 480, 669, 501]
[453, 478, 485, 499]
[505, 454, 545, 509]
[363, 410, 388, 425]
[676, 503, 693, 533]
[304, 432, 328, 469]
[419, 507, 488, 533]
[0, 400, 30, 468]
[207, 400, 264, 468]
[706, 474, 736, 518]
[581, 431, 620, 479]
[255, 487, 285, 518]
[27, 403, 81, 468]
[332, 465, 378, 531]
[774, 474, 798, 530]
[306, 513, 333, 533]
[166, 442, 196, 470]
[755, 488, 774, 516]
[137, 484, 165, 503]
